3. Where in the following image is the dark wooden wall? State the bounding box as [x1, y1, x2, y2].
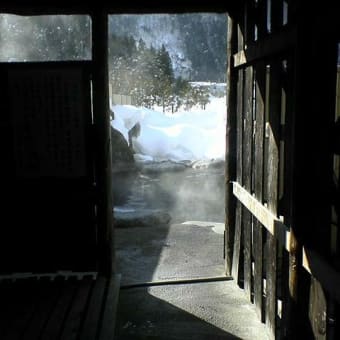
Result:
[225, 1, 340, 339]
[0, 62, 98, 273]
[0, 11, 114, 277]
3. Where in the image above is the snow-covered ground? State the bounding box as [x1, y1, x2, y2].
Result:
[110, 96, 226, 162]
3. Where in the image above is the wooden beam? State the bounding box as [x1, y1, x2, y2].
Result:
[233, 26, 296, 68]
[233, 181, 340, 305]
[232, 181, 290, 248]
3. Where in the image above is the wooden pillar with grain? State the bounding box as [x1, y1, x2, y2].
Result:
[242, 0, 255, 302]
[232, 8, 245, 283]
[243, 64, 253, 301]
[253, 60, 266, 321]
[91, 11, 114, 277]
[225, 13, 237, 277]
[252, 0, 267, 321]
[265, 60, 281, 339]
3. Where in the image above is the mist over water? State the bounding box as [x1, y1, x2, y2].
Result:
[134, 165, 225, 224]
[161, 167, 225, 223]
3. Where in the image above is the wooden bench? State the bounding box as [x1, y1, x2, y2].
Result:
[0, 273, 121, 340]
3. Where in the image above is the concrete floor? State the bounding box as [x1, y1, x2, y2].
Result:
[115, 222, 225, 285]
[114, 221, 269, 340]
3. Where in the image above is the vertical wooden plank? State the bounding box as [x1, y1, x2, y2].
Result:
[267, 65, 280, 214]
[243, 65, 254, 300]
[225, 14, 238, 276]
[231, 16, 246, 288]
[275, 58, 286, 339]
[279, 246, 290, 339]
[91, 11, 114, 277]
[232, 67, 244, 281]
[232, 202, 243, 284]
[279, 55, 294, 340]
[265, 61, 281, 339]
[265, 165, 278, 339]
[253, 61, 266, 321]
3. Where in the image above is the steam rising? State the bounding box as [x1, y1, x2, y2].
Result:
[153, 167, 225, 223]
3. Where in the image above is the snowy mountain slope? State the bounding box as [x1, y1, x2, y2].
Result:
[109, 13, 227, 82]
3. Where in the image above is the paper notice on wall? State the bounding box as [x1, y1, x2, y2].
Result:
[9, 68, 87, 178]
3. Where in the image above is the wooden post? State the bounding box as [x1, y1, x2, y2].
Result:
[243, 65, 253, 301]
[253, 61, 266, 321]
[232, 67, 244, 282]
[232, 11, 245, 282]
[279, 55, 300, 335]
[91, 11, 114, 277]
[225, 14, 237, 276]
[265, 61, 281, 339]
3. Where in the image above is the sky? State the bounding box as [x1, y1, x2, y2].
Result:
[111, 95, 227, 162]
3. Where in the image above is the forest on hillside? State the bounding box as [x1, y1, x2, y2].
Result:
[109, 34, 211, 112]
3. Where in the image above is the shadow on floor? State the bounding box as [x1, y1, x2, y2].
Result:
[115, 223, 225, 286]
[115, 286, 244, 340]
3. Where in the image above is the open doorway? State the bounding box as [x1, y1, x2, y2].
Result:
[110, 13, 268, 340]
[109, 13, 228, 286]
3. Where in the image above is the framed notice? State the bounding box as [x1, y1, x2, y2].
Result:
[8, 66, 89, 178]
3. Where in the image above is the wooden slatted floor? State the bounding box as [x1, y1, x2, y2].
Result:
[0, 274, 121, 340]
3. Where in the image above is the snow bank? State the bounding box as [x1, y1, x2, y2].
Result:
[110, 96, 226, 162]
